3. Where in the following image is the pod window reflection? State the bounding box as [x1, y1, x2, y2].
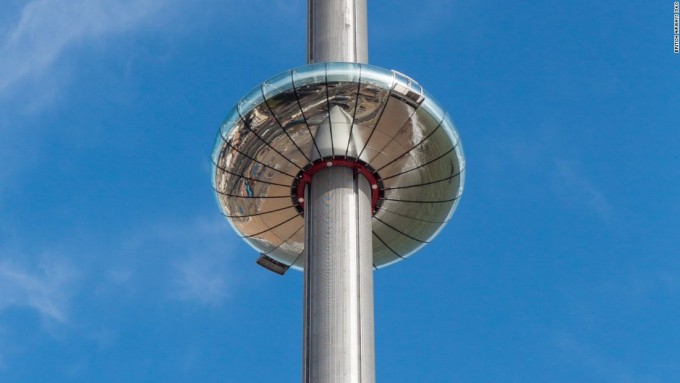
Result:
[212, 62, 465, 270]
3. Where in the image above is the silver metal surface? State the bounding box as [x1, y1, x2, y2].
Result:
[302, 4, 374, 381]
[302, 167, 375, 383]
[308, 0, 368, 63]
[212, 63, 465, 269]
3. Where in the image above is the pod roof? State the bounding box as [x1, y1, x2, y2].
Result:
[212, 62, 465, 270]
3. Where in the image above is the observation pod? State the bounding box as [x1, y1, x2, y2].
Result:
[212, 62, 465, 273]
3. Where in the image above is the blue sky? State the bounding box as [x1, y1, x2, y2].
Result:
[0, 0, 678, 382]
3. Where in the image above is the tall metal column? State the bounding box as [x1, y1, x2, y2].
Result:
[307, 0, 368, 63]
[303, 1, 375, 383]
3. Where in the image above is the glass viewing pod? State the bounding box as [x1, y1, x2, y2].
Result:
[212, 62, 465, 272]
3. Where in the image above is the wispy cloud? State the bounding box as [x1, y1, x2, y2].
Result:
[554, 333, 667, 383]
[118, 217, 238, 306]
[0, 257, 78, 323]
[552, 159, 613, 221]
[161, 218, 236, 306]
[172, 255, 231, 306]
[0, 0, 177, 201]
[0, 0, 169, 94]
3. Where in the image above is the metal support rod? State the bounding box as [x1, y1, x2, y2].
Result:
[303, 167, 375, 383]
[307, 0, 368, 63]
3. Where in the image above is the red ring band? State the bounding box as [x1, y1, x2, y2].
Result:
[292, 157, 384, 215]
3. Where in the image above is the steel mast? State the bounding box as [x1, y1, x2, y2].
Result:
[307, 0, 368, 64]
[303, 1, 374, 382]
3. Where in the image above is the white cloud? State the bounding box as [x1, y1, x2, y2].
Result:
[0, 258, 78, 323]
[161, 218, 236, 306]
[172, 255, 231, 306]
[0, 0, 169, 94]
[117, 216, 239, 306]
[553, 159, 613, 221]
[555, 333, 665, 383]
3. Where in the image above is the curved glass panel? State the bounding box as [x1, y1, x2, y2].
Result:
[367, 107, 442, 172]
[372, 234, 402, 267]
[372, 218, 426, 259]
[384, 176, 460, 205]
[360, 65, 395, 89]
[292, 63, 327, 88]
[267, 239, 304, 267]
[419, 89, 447, 126]
[217, 108, 242, 147]
[290, 251, 306, 270]
[212, 131, 227, 165]
[239, 82, 265, 111]
[263, 86, 317, 162]
[262, 69, 295, 99]
[375, 209, 443, 244]
[378, 198, 453, 226]
[439, 115, 460, 147]
[326, 62, 361, 82]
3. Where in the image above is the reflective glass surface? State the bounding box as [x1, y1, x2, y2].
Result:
[213, 63, 465, 269]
